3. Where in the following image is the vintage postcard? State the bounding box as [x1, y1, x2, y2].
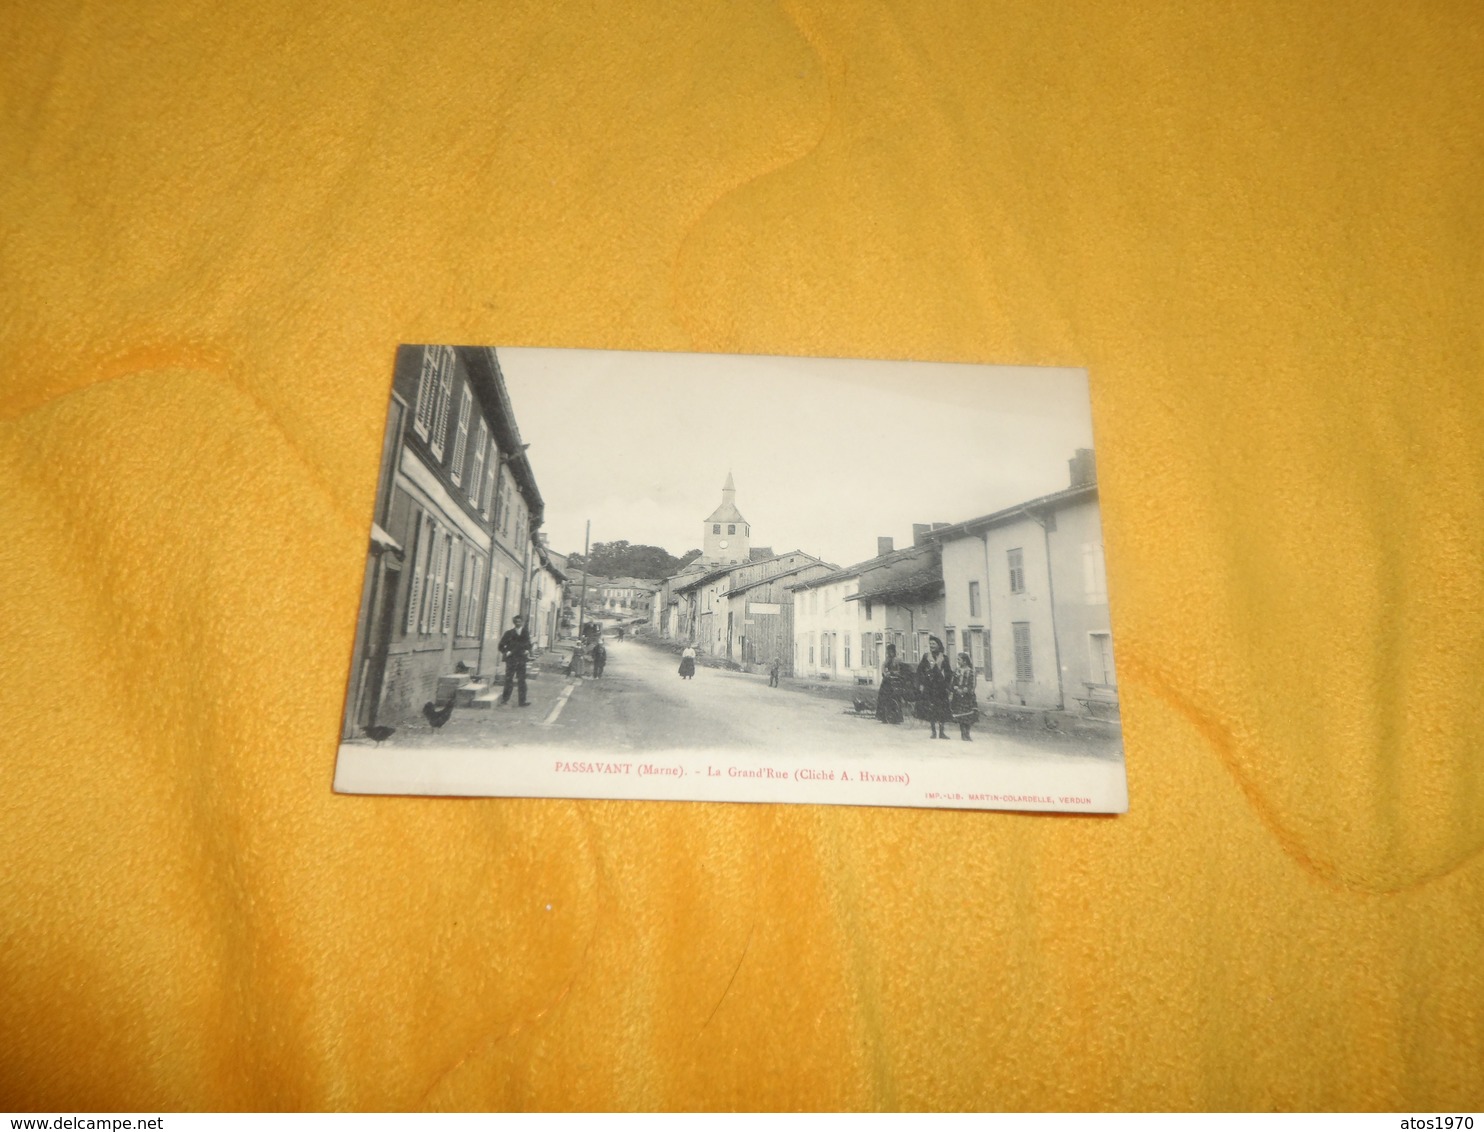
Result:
[334, 346, 1128, 813]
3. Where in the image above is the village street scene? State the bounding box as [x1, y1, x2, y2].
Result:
[337, 346, 1124, 803]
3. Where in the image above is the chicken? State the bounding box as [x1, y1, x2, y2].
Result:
[423, 699, 456, 729]
[362, 724, 396, 746]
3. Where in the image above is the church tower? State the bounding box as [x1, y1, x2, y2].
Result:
[702, 471, 750, 565]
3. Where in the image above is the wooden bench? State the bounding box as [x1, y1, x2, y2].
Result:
[1074, 682, 1120, 720]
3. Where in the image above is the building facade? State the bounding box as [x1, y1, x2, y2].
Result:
[930, 450, 1113, 712]
[342, 345, 543, 736]
[791, 540, 944, 684]
[674, 550, 828, 661]
[531, 545, 567, 650]
[721, 560, 835, 673]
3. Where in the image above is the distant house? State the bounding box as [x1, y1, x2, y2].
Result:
[342, 345, 543, 736]
[594, 577, 657, 620]
[928, 449, 1113, 712]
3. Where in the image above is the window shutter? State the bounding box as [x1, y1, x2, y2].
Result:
[1013, 622, 1033, 681]
[457, 548, 470, 635]
[450, 386, 472, 483]
[413, 351, 438, 438]
[1084, 542, 1107, 602]
[470, 420, 488, 508]
[424, 525, 445, 634]
[429, 348, 453, 459]
[442, 537, 458, 634]
[405, 512, 427, 635]
[482, 440, 497, 518]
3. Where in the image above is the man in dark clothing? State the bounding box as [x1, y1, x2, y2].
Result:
[768, 657, 781, 687]
[498, 615, 532, 706]
[591, 640, 607, 678]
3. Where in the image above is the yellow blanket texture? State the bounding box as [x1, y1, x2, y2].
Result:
[2, 0, 1481, 1112]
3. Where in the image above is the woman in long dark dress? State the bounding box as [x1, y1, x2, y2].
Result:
[875, 643, 904, 724]
[951, 651, 979, 741]
[678, 645, 697, 680]
[916, 635, 954, 739]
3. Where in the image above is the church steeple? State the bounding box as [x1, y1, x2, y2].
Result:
[702, 472, 751, 565]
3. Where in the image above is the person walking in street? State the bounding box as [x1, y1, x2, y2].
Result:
[592, 639, 607, 679]
[916, 635, 954, 739]
[951, 651, 979, 741]
[768, 656, 781, 687]
[498, 614, 532, 706]
[875, 643, 904, 724]
[679, 644, 697, 680]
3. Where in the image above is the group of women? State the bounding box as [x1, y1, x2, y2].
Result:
[875, 637, 979, 740]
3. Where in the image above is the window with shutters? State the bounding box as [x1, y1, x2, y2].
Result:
[844, 633, 851, 670]
[455, 548, 469, 636]
[413, 346, 454, 446]
[416, 519, 443, 635]
[449, 385, 472, 483]
[1083, 542, 1107, 602]
[469, 420, 488, 507]
[441, 536, 458, 634]
[727, 524, 735, 535]
[458, 553, 476, 636]
[970, 628, 987, 677]
[946, 628, 957, 657]
[1013, 622, 1033, 682]
[968, 580, 981, 617]
[712, 524, 720, 534]
[424, 527, 449, 635]
[1008, 548, 1025, 594]
[404, 512, 430, 635]
[481, 438, 497, 519]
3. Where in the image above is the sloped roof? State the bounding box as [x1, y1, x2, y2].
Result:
[705, 501, 748, 524]
[846, 557, 943, 604]
[789, 542, 937, 592]
[927, 481, 1098, 541]
[673, 563, 743, 595]
[727, 560, 836, 597]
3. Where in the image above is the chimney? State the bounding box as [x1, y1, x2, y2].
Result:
[912, 523, 931, 546]
[877, 536, 894, 557]
[1069, 448, 1096, 487]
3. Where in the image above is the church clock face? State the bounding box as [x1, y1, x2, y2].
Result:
[718, 539, 728, 549]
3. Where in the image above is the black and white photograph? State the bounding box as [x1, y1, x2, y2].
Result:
[334, 346, 1128, 813]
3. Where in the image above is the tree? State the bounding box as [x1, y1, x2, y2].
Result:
[565, 541, 701, 579]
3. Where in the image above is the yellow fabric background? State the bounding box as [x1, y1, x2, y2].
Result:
[2, 0, 1480, 1111]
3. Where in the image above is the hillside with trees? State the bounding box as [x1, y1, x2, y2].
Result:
[566, 540, 701, 580]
